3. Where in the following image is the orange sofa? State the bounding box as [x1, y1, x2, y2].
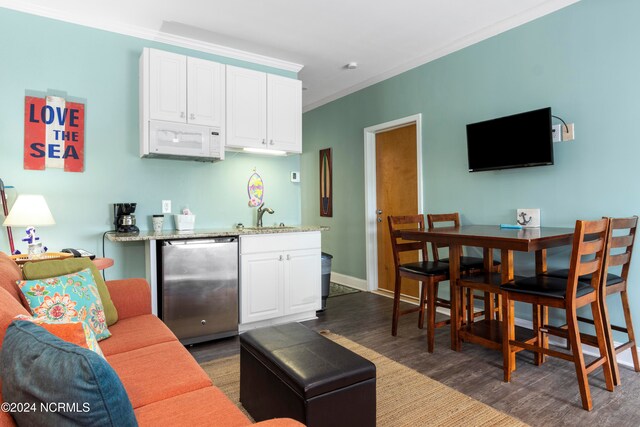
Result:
[0, 253, 302, 427]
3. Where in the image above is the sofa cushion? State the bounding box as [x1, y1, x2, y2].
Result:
[99, 314, 176, 357]
[17, 268, 111, 340]
[0, 321, 137, 427]
[13, 314, 104, 357]
[134, 386, 250, 427]
[22, 257, 118, 326]
[0, 287, 30, 351]
[107, 340, 212, 408]
[0, 253, 24, 307]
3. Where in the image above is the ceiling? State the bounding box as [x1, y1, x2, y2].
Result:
[1, 0, 579, 111]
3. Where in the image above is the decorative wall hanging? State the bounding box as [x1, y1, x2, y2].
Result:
[24, 95, 85, 172]
[247, 169, 264, 207]
[319, 148, 332, 217]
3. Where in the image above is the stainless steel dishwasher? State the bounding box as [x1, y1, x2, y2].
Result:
[159, 237, 238, 345]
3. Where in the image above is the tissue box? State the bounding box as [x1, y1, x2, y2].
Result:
[174, 214, 196, 231]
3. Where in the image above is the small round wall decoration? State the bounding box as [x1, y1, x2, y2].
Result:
[247, 170, 264, 207]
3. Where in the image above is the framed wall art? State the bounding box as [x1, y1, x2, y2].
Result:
[319, 148, 332, 217]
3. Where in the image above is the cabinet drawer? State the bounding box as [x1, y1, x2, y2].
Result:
[240, 231, 320, 254]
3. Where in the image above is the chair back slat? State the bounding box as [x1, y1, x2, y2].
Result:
[387, 214, 429, 269]
[582, 239, 605, 255]
[566, 218, 609, 301]
[427, 213, 460, 261]
[607, 252, 631, 268]
[602, 216, 638, 284]
[578, 258, 601, 277]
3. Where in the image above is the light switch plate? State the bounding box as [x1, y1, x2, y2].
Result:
[290, 171, 300, 182]
[517, 208, 540, 228]
[162, 200, 172, 214]
[562, 123, 575, 141]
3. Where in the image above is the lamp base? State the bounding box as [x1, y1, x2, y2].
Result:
[27, 242, 44, 259]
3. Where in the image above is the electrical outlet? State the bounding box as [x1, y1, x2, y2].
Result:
[162, 200, 171, 214]
[551, 124, 562, 142]
[562, 123, 575, 141]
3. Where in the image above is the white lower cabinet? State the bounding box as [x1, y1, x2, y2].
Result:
[240, 232, 321, 326]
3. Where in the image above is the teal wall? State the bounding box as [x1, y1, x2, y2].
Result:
[0, 8, 301, 279]
[302, 0, 640, 326]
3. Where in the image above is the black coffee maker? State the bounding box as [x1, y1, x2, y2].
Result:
[114, 203, 139, 233]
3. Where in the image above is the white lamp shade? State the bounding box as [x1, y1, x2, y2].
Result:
[2, 195, 55, 227]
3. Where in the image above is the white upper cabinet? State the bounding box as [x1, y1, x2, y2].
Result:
[147, 49, 223, 127]
[187, 56, 224, 127]
[226, 66, 268, 149]
[226, 65, 302, 154]
[268, 74, 302, 152]
[149, 49, 187, 123]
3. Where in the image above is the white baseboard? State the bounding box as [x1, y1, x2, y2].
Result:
[330, 272, 368, 291]
[373, 289, 638, 369]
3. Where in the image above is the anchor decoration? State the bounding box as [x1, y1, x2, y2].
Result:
[516, 212, 533, 226]
[516, 208, 541, 228]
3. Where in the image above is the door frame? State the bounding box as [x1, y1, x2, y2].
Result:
[363, 113, 423, 292]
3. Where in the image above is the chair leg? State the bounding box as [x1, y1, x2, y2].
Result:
[533, 304, 544, 366]
[467, 289, 475, 325]
[566, 309, 593, 411]
[502, 294, 515, 382]
[418, 280, 427, 329]
[392, 273, 402, 336]
[620, 290, 640, 372]
[592, 300, 615, 392]
[601, 291, 620, 386]
[426, 279, 436, 353]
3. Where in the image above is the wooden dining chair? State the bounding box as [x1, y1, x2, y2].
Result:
[500, 218, 615, 411]
[428, 213, 501, 323]
[388, 214, 450, 352]
[543, 216, 638, 385]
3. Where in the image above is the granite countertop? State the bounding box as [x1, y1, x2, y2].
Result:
[106, 226, 329, 242]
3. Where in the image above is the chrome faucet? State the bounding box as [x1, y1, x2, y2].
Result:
[257, 203, 275, 227]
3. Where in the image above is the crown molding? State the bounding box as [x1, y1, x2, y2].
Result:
[303, 0, 580, 112]
[0, 2, 303, 73]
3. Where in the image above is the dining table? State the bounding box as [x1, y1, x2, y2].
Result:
[398, 225, 576, 352]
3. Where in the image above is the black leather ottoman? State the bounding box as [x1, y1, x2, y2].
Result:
[240, 323, 376, 427]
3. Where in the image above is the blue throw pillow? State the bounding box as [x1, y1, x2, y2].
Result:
[0, 321, 137, 427]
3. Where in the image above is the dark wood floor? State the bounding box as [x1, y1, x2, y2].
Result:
[189, 292, 640, 427]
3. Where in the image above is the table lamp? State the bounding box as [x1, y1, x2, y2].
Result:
[2, 194, 55, 258]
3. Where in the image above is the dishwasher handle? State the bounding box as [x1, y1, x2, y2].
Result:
[163, 237, 238, 246]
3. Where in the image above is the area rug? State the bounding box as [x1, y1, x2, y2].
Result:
[200, 331, 528, 427]
[328, 282, 360, 297]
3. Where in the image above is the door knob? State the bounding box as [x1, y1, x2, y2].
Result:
[201, 319, 206, 326]
[377, 209, 382, 214]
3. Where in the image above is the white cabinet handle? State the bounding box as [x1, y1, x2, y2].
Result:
[269, 139, 274, 145]
[180, 112, 185, 118]
[279, 255, 284, 261]
[286, 254, 291, 260]
[190, 113, 195, 120]
[262, 139, 267, 145]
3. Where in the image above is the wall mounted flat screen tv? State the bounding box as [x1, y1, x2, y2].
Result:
[466, 107, 554, 172]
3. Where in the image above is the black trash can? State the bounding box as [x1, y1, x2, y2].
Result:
[319, 252, 333, 311]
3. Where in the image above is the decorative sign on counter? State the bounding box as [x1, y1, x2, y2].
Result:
[247, 169, 264, 207]
[320, 148, 332, 217]
[24, 95, 85, 172]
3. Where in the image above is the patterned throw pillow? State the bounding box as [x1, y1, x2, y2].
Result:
[13, 315, 105, 358]
[17, 268, 111, 341]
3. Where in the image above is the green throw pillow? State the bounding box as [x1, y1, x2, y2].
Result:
[22, 257, 118, 326]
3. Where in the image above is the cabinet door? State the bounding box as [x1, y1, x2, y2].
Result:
[284, 248, 321, 315]
[267, 74, 302, 153]
[149, 49, 187, 123]
[187, 57, 224, 127]
[226, 66, 267, 149]
[240, 252, 284, 323]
